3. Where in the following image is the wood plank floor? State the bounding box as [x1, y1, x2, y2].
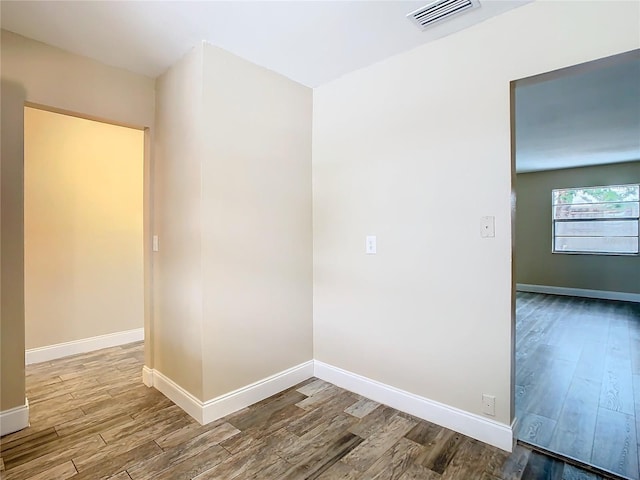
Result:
[516, 292, 640, 480]
[1, 342, 615, 480]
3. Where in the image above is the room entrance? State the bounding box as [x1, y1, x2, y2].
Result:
[512, 50, 640, 479]
[23, 106, 146, 364]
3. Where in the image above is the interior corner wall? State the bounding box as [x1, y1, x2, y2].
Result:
[154, 42, 313, 405]
[153, 44, 206, 399]
[200, 44, 313, 400]
[1, 29, 155, 411]
[24, 107, 145, 349]
[516, 161, 640, 294]
[312, 0, 640, 427]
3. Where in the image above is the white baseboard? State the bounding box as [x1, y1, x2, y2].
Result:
[511, 415, 520, 450]
[314, 361, 513, 452]
[26, 328, 144, 365]
[146, 359, 513, 451]
[0, 399, 29, 436]
[147, 360, 315, 425]
[516, 283, 640, 303]
[202, 360, 314, 424]
[142, 365, 154, 387]
[150, 369, 204, 423]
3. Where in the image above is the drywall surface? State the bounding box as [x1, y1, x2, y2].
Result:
[154, 42, 313, 402]
[1, 29, 154, 410]
[154, 45, 205, 399]
[200, 43, 313, 399]
[516, 161, 640, 294]
[1, 30, 154, 127]
[24, 107, 144, 349]
[1, 80, 27, 412]
[312, 0, 640, 426]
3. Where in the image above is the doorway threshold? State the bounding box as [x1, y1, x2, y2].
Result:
[517, 439, 635, 480]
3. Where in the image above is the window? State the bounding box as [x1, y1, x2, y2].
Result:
[552, 184, 639, 255]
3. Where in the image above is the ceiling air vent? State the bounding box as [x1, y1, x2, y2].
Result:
[407, 0, 481, 30]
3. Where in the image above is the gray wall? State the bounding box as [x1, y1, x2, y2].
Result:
[516, 161, 640, 294]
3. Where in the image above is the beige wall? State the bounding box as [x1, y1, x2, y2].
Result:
[201, 44, 313, 399]
[312, 0, 640, 426]
[24, 107, 144, 349]
[4, 0, 637, 431]
[154, 42, 313, 401]
[516, 161, 640, 294]
[1, 31, 154, 128]
[154, 45, 205, 399]
[1, 80, 27, 411]
[1, 30, 154, 412]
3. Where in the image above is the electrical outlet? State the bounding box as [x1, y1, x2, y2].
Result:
[482, 394, 495, 416]
[366, 235, 377, 255]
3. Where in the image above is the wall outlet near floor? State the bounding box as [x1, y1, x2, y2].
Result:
[482, 394, 496, 416]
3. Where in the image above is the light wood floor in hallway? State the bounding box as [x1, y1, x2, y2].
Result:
[1, 342, 614, 480]
[515, 292, 640, 480]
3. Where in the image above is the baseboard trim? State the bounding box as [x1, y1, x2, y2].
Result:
[314, 361, 513, 452]
[202, 360, 314, 424]
[26, 328, 144, 365]
[516, 283, 640, 303]
[148, 360, 315, 425]
[142, 365, 154, 387]
[147, 359, 513, 451]
[0, 399, 29, 436]
[150, 369, 204, 423]
[511, 416, 520, 450]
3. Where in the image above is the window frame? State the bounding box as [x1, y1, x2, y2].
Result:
[551, 183, 640, 256]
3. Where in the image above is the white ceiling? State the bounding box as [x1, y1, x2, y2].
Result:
[3, 1, 637, 173]
[515, 54, 640, 173]
[1, 0, 529, 87]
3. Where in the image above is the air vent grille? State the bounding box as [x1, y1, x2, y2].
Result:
[407, 0, 480, 30]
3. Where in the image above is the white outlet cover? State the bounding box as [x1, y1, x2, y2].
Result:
[366, 235, 377, 254]
[482, 394, 496, 416]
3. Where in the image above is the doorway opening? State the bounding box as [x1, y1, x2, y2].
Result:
[23, 106, 146, 365]
[512, 50, 640, 479]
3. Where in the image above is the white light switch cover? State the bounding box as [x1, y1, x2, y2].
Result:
[480, 216, 495, 238]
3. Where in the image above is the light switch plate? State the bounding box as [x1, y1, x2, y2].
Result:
[480, 216, 495, 238]
[152, 235, 159, 252]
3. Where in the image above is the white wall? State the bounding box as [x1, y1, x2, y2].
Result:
[154, 43, 313, 404]
[154, 45, 205, 399]
[312, 0, 640, 430]
[201, 44, 313, 400]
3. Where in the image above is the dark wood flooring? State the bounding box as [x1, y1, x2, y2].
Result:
[515, 292, 640, 480]
[0, 341, 619, 479]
